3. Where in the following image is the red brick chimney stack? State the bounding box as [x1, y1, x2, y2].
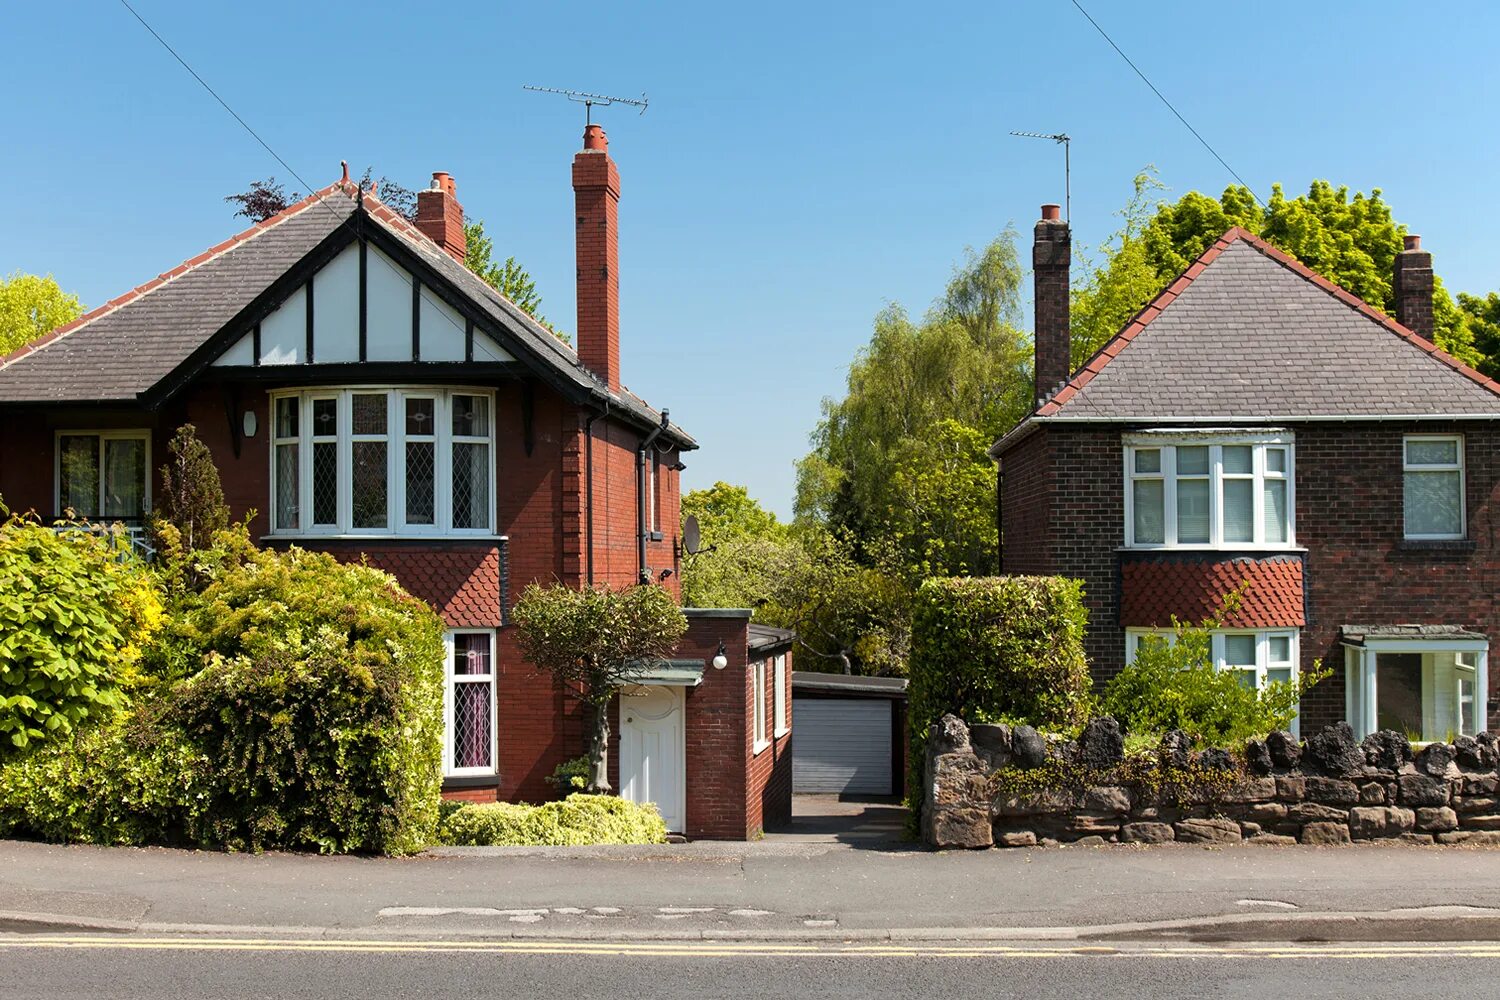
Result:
[1393, 233, 1435, 343]
[572, 124, 622, 390]
[1033, 203, 1072, 408]
[415, 171, 467, 264]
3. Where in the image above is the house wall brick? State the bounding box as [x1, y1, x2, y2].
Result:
[1001, 421, 1500, 733]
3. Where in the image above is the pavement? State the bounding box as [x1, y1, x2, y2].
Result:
[7, 796, 1500, 944]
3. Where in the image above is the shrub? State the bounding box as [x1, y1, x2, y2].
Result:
[153, 424, 229, 555]
[162, 546, 446, 854]
[907, 576, 1091, 823]
[438, 794, 668, 847]
[0, 510, 163, 756]
[545, 756, 590, 797]
[1101, 601, 1328, 746]
[1, 545, 445, 855]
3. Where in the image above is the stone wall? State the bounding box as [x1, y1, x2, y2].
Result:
[924, 714, 1500, 849]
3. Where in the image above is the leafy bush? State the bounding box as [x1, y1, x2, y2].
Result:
[153, 424, 229, 555]
[0, 510, 163, 756]
[545, 756, 590, 797]
[0, 544, 445, 855]
[1101, 602, 1328, 746]
[438, 794, 668, 847]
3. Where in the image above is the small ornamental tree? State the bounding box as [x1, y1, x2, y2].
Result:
[155, 424, 229, 553]
[513, 583, 688, 793]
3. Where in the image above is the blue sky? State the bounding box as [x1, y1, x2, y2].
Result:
[5, 2, 1498, 517]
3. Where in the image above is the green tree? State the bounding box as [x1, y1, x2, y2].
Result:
[153, 425, 229, 556]
[1072, 173, 1482, 368]
[1460, 292, 1500, 378]
[0, 272, 83, 355]
[512, 583, 687, 792]
[680, 483, 796, 610]
[886, 420, 998, 579]
[464, 220, 567, 342]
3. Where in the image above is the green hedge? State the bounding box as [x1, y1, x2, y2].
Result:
[907, 576, 1090, 820]
[0, 543, 445, 855]
[438, 794, 669, 847]
[0, 512, 163, 756]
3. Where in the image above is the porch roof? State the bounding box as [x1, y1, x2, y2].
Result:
[1340, 624, 1488, 646]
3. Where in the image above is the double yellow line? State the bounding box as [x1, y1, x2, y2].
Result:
[5, 936, 1500, 960]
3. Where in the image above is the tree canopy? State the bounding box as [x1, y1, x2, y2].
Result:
[1071, 173, 1484, 369]
[0, 272, 83, 355]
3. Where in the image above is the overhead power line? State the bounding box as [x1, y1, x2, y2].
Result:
[1068, 0, 1265, 208]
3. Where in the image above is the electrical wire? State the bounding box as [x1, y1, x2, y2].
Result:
[1068, 0, 1265, 207]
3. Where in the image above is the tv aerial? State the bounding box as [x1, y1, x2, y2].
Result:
[1011, 130, 1071, 224]
[523, 86, 649, 125]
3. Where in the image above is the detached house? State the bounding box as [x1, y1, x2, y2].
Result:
[0, 126, 792, 839]
[996, 204, 1500, 740]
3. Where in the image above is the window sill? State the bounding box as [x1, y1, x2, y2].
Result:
[442, 773, 499, 790]
[1118, 545, 1307, 554]
[648, 531, 664, 542]
[263, 534, 508, 544]
[774, 727, 790, 740]
[1397, 538, 1476, 553]
[753, 739, 771, 756]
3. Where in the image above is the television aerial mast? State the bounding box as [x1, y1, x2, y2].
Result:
[1010, 131, 1071, 224]
[523, 86, 649, 125]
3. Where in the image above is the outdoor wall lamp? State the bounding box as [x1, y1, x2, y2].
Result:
[712, 641, 728, 671]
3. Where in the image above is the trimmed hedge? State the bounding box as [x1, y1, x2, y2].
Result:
[0, 544, 445, 855]
[907, 576, 1090, 821]
[438, 794, 669, 847]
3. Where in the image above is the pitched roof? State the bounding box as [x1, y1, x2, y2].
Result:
[0, 178, 694, 447]
[995, 228, 1500, 454]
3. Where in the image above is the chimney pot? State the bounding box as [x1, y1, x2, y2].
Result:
[1404, 234, 1421, 251]
[582, 124, 609, 152]
[1041, 203, 1061, 221]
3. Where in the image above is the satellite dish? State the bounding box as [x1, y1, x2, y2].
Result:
[683, 514, 703, 555]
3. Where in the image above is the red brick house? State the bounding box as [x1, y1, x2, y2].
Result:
[995, 204, 1500, 740]
[0, 126, 791, 839]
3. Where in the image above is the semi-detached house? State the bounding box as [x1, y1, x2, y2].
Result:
[0, 126, 792, 839]
[996, 204, 1500, 741]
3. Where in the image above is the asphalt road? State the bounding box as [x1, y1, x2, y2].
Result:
[0, 936, 1492, 999]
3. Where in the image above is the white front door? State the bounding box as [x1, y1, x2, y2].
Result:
[619, 684, 686, 833]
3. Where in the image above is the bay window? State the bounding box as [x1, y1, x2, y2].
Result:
[1345, 635, 1488, 742]
[1403, 434, 1464, 539]
[444, 630, 497, 777]
[270, 387, 495, 536]
[56, 431, 151, 521]
[1125, 435, 1293, 548]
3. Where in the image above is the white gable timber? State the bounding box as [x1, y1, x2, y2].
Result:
[211, 239, 514, 368]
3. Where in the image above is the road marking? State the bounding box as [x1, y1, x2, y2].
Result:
[1236, 899, 1299, 910]
[657, 907, 715, 914]
[729, 909, 774, 918]
[6, 936, 1500, 961]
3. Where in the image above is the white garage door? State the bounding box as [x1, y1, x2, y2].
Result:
[792, 698, 892, 794]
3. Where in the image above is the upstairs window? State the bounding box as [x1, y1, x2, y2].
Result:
[270, 387, 494, 537]
[1125, 438, 1293, 548]
[1404, 435, 1464, 539]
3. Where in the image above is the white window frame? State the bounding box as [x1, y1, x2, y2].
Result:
[1344, 639, 1489, 742]
[1123, 433, 1295, 550]
[1126, 627, 1302, 734]
[773, 653, 789, 737]
[1403, 433, 1466, 540]
[752, 659, 769, 753]
[443, 629, 498, 778]
[268, 386, 497, 538]
[53, 429, 153, 520]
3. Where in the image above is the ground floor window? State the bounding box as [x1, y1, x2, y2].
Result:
[444, 630, 496, 777]
[1126, 628, 1299, 691]
[1346, 643, 1487, 742]
[56, 430, 151, 520]
[752, 659, 768, 753]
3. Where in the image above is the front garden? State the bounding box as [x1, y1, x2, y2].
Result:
[0, 426, 668, 854]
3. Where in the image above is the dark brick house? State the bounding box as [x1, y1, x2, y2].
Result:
[0, 126, 791, 839]
[995, 204, 1500, 739]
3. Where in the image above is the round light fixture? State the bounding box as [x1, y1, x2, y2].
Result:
[711, 641, 728, 671]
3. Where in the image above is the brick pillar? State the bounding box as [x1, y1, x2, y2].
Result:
[1033, 204, 1071, 408]
[1393, 234, 1435, 342]
[572, 125, 622, 391]
[415, 172, 466, 264]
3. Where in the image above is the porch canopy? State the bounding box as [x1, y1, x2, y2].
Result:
[1341, 625, 1488, 742]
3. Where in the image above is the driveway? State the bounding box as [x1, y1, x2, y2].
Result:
[764, 794, 908, 846]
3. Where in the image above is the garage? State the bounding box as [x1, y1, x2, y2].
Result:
[791, 673, 907, 796]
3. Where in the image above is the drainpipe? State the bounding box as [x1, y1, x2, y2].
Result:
[637, 410, 670, 584]
[995, 462, 1004, 574]
[584, 402, 609, 586]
